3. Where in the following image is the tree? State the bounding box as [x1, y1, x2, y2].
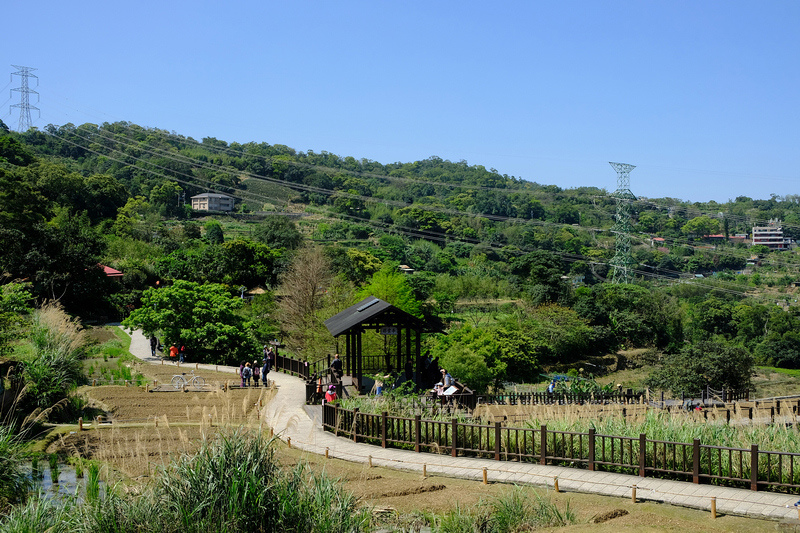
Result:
[357, 265, 421, 318]
[511, 250, 568, 305]
[122, 280, 256, 364]
[253, 215, 303, 250]
[324, 247, 382, 284]
[646, 340, 754, 395]
[204, 220, 224, 244]
[218, 240, 283, 288]
[114, 196, 152, 238]
[681, 216, 720, 238]
[0, 135, 35, 166]
[428, 323, 506, 393]
[2, 209, 107, 309]
[277, 247, 334, 358]
[0, 282, 32, 357]
[149, 181, 184, 217]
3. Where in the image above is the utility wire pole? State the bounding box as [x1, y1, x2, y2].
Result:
[10, 65, 39, 132]
[609, 162, 637, 284]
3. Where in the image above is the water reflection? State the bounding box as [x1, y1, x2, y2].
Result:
[24, 462, 106, 501]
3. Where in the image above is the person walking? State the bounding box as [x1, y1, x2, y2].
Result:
[330, 353, 343, 383]
[252, 360, 260, 387]
[179, 344, 186, 363]
[241, 362, 252, 387]
[150, 336, 158, 357]
[261, 358, 270, 387]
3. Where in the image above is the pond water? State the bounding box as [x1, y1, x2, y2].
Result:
[23, 462, 106, 501]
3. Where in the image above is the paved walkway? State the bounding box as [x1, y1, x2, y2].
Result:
[125, 328, 800, 522]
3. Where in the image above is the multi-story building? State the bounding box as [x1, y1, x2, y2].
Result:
[751, 219, 792, 250]
[191, 193, 235, 212]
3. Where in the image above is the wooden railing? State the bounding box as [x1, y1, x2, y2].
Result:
[322, 403, 800, 492]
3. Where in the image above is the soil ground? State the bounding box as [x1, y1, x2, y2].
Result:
[47, 355, 795, 532]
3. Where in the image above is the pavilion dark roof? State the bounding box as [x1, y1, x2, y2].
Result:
[324, 296, 435, 337]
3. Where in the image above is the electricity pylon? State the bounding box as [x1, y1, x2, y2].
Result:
[609, 162, 637, 284]
[10, 65, 39, 132]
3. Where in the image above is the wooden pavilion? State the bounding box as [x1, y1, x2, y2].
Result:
[324, 296, 442, 393]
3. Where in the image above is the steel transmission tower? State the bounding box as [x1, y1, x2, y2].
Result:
[609, 162, 637, 284]
[10, 65, 39, 132]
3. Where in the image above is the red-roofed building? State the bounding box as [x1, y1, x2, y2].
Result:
[99, 264, 124, 278]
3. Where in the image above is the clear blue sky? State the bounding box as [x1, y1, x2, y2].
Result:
[3, 1, 799, 202]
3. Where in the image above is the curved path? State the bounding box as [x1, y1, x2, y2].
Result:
[125, 328, 800, 522]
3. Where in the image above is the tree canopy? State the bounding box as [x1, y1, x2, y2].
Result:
[122, 280, 257, 364]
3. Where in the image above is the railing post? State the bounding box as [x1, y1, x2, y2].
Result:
[692, 438, 701, 484]
[750, 444, 759, 491]
[334, 404, 339, 436]
[588, 428, 595, 471]
[381, 411, 388, 448]
[639, 433, 647, 478]
[451, 418, 458, 457]
[414, 415, 421, 453]
[494, 421, 501, 461]
[540, 425, 547, 465]
[352, 408, 359, 443]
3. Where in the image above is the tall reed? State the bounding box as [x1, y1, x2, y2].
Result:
[0, 425, 29, 511]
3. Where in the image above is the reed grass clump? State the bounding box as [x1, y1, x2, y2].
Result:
[1, 428, 369, 533]
[17, 303, 86, 414]
[429, 486, 575, 533]
[0, 495, 75, 533]
[85, 462, 100, 502]
[0, 425, 29, 511]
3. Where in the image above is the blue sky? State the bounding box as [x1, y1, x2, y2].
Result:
[3, 1, 799, 202]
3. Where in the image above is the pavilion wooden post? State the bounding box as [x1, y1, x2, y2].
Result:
[406, 326, 412, 379]
[345, 333, 351, 378]
[396, 322, 401, 373]
[356, 332, 363, 393]
[415, 329, 422, 388]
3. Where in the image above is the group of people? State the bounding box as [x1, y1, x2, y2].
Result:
[150, 337, 188, 363]
[239, 345, 275, 387]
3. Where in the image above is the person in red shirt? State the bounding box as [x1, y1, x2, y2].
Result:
[324, 385, 337, 403]
[169, 345, 179, 359]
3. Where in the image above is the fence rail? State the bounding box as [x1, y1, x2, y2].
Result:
[322, 403, 800, 493]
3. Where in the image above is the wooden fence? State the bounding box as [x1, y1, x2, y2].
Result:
[273, 353, 327, 381]
[322, 403, 800, 493]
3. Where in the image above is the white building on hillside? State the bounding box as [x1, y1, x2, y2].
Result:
[191, 193, 234, 212]
[752, 219, 791, 250]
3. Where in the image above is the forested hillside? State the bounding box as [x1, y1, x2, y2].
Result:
[3, 119, 800, 393]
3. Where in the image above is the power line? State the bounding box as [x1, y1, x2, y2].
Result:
[38, 127, 798, 298]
